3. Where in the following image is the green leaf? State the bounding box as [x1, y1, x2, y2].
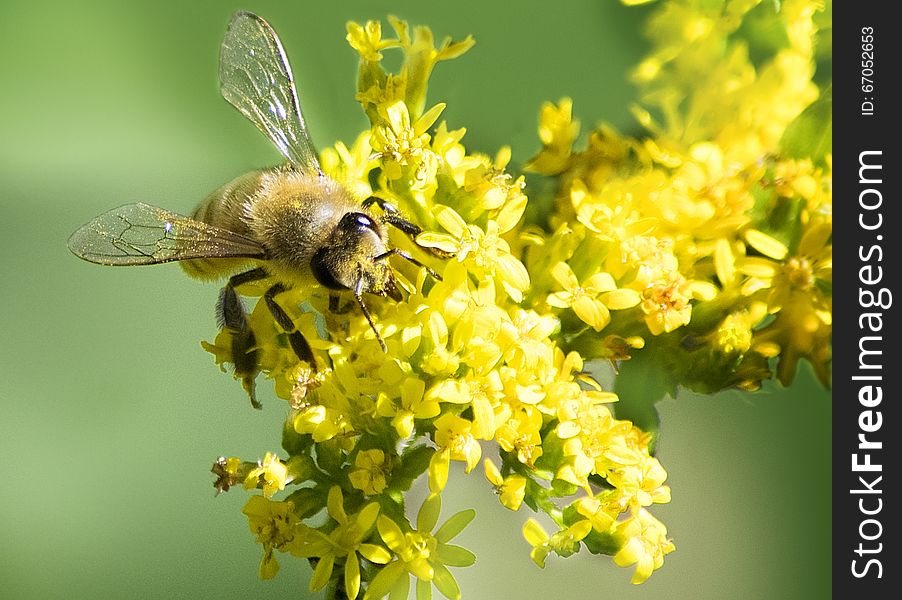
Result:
[550, 478, 578, 498]
[281, 418, 313, 456]
[612, 350, 671, 439]
[780, 87, 832, 165]
[734, 0, 791, 68]
[283, 487, 326, 520]
[582, 528, 621, 556]
[388, 444, 435, 492]
[315, 438, 346, 474]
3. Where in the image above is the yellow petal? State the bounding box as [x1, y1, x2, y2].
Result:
[415, 103, 446, 136]
[522, 518, 549, 546]
[546, 291, 573, 309]
[601, 289, 641, 310]
[495, 194, 527, 234]
[483, 458, 503, 486]
[714, 238, 736, 285]
[429, 447, 450, 493]
[416, 232, 459, 254]
[551, 262, 579, 290]
[745, 229, 788, 260]
[572, 296, 611, 331]
[497, 254, 530, 292]
[584, 271, 617, 293]
[433, 204, 468, 237]
[738, 257, 779, 278]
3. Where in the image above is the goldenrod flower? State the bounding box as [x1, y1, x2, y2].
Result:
[494, 408, 544, 467]
[293, 487, 391, 600]
[522, 518, 593, 568]
[346, 20, 400, 62]
[525, 98, 580, 175]
[206, 2, 831, 591]
[371, 101, 444, 186]
[612, 508, 676, 584]
[546, 262, 640, 331]
[365, 494, 476, 600]
[242, 496, 309, 579]
[244, 452, 290, 498]
[349, 449, 391, 495]
[376, 376, 439, 439]
[435, 417, 481, 467]
[483, 458, 527, 510]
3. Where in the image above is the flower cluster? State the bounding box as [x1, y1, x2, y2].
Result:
[204, 0, 831, 597]
[526, 0, 832, 404]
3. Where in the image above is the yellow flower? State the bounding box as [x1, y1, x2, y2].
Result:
[483, 458, 527, 511]
[546, 262, 640, 331]
[607, 455, 672, 509]
[376, 376, 440, 439]
[242, 496, 309, 580]
[434, 414, 481, 469]
[494, 408, 544, 468]
[370, 100, 444, 184]
[417, 205, 530, 302]
[522, 518, 593, 568]
[612, 508, 675, 584]
[244, 452, 290, 498]
[575, 494, 616, 532]
[349, 449, 391, 495]
[427, 371, 506, 440]
[346, 20, 400, 62]
[293, 487, 391, 600]
[639, 273, 693, 335]
[365, 494, 476, 600]
[525, 98, 580, 175]
[737, 222, 832, 385]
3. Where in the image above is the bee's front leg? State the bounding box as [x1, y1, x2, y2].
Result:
[362, 196, 454, 259]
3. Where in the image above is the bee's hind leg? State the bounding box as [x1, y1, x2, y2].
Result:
[263, 283, 318, 372]
[219, 267, 269, 409]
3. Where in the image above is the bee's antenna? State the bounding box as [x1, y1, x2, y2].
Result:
[354, 275, 387, 352]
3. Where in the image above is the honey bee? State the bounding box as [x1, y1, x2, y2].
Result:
[68, 11, 442, 408]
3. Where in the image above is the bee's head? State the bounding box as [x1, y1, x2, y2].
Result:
[312, 211, 400, 299]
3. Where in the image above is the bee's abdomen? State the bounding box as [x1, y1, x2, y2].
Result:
[181, 170, 266, 281]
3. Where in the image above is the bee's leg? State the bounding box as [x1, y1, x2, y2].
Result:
[363, 196, 454, 259]
[263, 283, 318, 371]
[374, 248, 442, 281]
[219, 267, 269, 409]
[329, 292, 354, 314]
[353, 274, 388, 353]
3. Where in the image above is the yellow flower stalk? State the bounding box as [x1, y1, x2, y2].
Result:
[204, 1, 830, 596]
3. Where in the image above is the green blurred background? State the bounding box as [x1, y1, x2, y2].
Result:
[0, 0, 830, 598]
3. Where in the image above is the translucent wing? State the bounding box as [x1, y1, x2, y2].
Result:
[220, 11, 322, 174]
[68, 203, 266, 265]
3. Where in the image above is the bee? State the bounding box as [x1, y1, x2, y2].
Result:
[68, 11, 442, 408]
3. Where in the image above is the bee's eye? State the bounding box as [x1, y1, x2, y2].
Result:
[339, 212, 379, 234]
[355, 214, 376, 229]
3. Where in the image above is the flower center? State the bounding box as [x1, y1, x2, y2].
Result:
[784, 256, 814, 290]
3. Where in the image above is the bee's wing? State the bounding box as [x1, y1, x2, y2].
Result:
[220, 11, 322, 174]
[68, 203, 266, 265]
